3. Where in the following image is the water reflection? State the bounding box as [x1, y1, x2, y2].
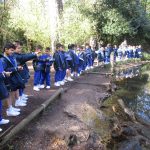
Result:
[114, 64, 150, 122]
[115, 67, 140, 80]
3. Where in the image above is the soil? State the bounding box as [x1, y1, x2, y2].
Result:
[0, 62, 149, 150]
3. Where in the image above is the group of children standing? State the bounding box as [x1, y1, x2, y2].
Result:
[0, 41, 143, 132]
[96, 44, 142, 64]
[0, 42, 96, 132]
[0, 41, 40, 132]
[33, 43, 96, 91]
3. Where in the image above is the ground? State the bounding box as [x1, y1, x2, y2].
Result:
[0, 62, 150, 150]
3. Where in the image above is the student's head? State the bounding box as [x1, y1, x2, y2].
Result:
[138, 45, 142, 49]
[79, 46, 84, 51]
[85, 43, 90, 49]
[56, 43, 63, 51]
[14, 41, 23, 53]
[107, 44, 111, 48]
[114, 45, 117, 48]
[68, 44, 75, 50]
[45, 47, 51, 54]
[35, 45, 42, 52]
[3, 42, 16, 56]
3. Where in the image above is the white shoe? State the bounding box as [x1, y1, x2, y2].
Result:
[17, 97, 27, 103]
[46, 86, 51, 89]
[22, 94, 28, 98]
[60, 81, 65, 85]
[63, 79, 67, 83]
[54, 82, 60, 87]
[15, 100, 27, 107]
[6, 109, 20, 116]
[12, 106, 21, 112]
[71, 73, 74, 77]
[67, 77, 73, 81]
[0, 119, 9, 125]
[33, 86, 40, 91]
[0, 128, 2, 132]
[21, 96, 28, 100]
[39, 85, 45, 89]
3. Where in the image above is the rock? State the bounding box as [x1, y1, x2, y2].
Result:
[68, 134, 78, 148]
[121, 125, 137, 136]
[118, 140, 142, 150]
[64, 103, 107, 126]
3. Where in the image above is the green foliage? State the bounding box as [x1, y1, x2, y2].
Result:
[142, 52, 150, 61]
[102, 9, 132, 36]
[58, 0, 93, 45]
[9, 0, 51, 48]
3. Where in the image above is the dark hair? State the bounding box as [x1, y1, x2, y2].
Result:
[85, 43, 89, 46]
[45, 47, 50, 51]
[14, 41, 23, 46]
[3, 42, 16, 52]
[68, 44, 75, 49]
[56, 43, 63, 49]
[36, 45, 43, 50]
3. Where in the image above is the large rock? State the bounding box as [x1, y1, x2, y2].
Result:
[118, 140, 142, 150]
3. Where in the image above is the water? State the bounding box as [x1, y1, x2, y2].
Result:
[114, 64, 150, 122]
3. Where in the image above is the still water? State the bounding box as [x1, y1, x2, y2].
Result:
[114, 64, 150, 122]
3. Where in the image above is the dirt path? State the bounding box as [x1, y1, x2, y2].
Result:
[2, 66, 111, 150]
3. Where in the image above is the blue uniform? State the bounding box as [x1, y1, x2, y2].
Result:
[77, 52, 85, 74]
[53, 50, 66, 82]
[135, 48, 142, 58]
[113, 48, 118, 61]
[13, 52, 37, 95]
[85, 48, 93, 67]
[128, 49, 134, 58]
[33, 56, 46, 86]
[105, 47, 112, 63]
[0, 60, 9, 121]
[97, 49, 104, 62]
[1, 54, 25, 91]
[39, 54, 53, 86]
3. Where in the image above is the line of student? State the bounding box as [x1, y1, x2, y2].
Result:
[0, 41, 142, 132]
[0, 42, 96, 132]
[96, 44, 142, 64]
[33, 43, 96, 91]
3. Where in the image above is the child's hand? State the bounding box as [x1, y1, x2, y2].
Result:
[35, 52, 42, 57]
[18, 66, 23, 70]
[4, 71, 12, 77]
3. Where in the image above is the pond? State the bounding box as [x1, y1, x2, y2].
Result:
[114, 64, 150, 122]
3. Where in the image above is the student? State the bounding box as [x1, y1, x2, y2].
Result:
[113, 45, 118, 62]
[64, 46, 74, 82]
[13, 41, 38, 106]
[97, 47, 105, 66]
[39, 47, 54, 89]
[33, 45, 43, 91]
[77, 46, 85, 75]
[53, 43, 66, 86]
[60, 45, 67, 82]
[105, 44, 112, 64]
[0, 59, 10, 132]
[68, 44, 79, 77]
[85, 43, 93, 69]
[1, 42, 24, 116]
[136, 45, 142, 58]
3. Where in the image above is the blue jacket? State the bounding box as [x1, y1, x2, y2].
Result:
[53, 51, 66, 71]
[13, 52, 37, 82]
[0, 54, 25, 91]
[0, 60, 9, 100]
[39, 54, 54, 73]
[68, 49, 79, 69]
